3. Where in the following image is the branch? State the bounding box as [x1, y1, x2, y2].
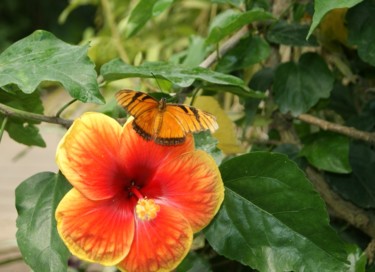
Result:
[306, 166, 375, 240]
[199, 26, 249, 69]
[298, 113, 375, 144]
[0, 103, 73, 128]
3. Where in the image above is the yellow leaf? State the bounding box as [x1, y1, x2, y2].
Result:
[187, 96, 244, 154]
[318, 8, 349, 49]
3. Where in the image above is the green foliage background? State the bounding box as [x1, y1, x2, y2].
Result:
[1, 0, 375, 271]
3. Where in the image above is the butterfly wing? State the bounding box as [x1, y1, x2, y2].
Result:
[116, 90, 159, 118]
[153, 109, 188, 145]
[116, 90, 160, 141]
[154, 104, 218, 145]
[116, 90, 219, 145]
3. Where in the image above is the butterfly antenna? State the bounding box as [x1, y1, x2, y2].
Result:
[151, 72, 165, 93]
[190, 88, 199, 106]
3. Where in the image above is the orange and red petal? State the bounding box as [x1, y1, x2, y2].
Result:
[145, 150, 224, 232]
[117, 203, 193, 272]
[55, 188, 135, 265]
[117, 123, 195, 187]
[56, 112, 124, 200]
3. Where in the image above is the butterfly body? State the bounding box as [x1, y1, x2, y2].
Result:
[116, 90, 218, 145]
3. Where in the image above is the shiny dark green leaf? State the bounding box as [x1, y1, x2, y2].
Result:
[205, 152, 349, 271]
[347, 0, 375, 66]
[329, 83, 357, 120]
[16, 172, 72, 271]
[273, 52, 334, 116]
[101, 59, 264, 98]
[327, 141, 375, 208]
[206, 9, 274, 44]
[0, 30, 103, 103]
[300, 132, 351, 174]
[176, 251, 212, 272]
[267, 21, 318, 46]
[307, 0, 363, 38]
[216, 35, 270, 73]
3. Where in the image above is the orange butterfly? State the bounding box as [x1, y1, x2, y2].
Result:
[116, 90, 218, 145]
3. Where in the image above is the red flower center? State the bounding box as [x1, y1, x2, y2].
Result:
[128, 182, 143, 199]
[123, 180, 160, 221]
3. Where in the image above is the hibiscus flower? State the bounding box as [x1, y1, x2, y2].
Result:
[55, 112, 224, 272]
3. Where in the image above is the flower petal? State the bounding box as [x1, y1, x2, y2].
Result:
[117, 203, 193, 272]
[56, 112, 124, 200]
[117, 123, 195, 187]
[145, 150, 224, 232]
[55, 188, 135, 265]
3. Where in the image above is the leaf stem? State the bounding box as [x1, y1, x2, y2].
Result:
[100, 0, 130, 63]
[0, 103, 73, 128]
[55, 99, 77, 118]
[297, 113, 375, 145]
[0, 116, 8, 143]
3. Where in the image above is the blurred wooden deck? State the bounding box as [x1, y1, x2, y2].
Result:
[0, 125, 65, 271]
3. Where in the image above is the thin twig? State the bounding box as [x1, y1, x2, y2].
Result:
[306, 166, 375, 240]
[0, 103, 73, 128]
[199, 26, 249, 69]
[298, 113, 375, 144]
[100, 0, 129, 63]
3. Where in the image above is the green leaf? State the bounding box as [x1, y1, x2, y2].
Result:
[347, 0, 375, 66]
[6, 122, 46, 147]
[329, 83, 357, 120]
[307, 0, 363, 38]
[153, 0, 174, 16]
[267, 21, 318, 46]
[0, 89, 46, 147]
[205, 152, 349, 271]
[194, 131, 223, 165]
[216, 35, 270, 73]
[327, 141, 375, 209]
[16, 172, 72, 271]
[206, 9, 274, 44]
[0, 30, 103, 103]
[126, 0, 174, 38]
[273, 52, 334, 116]
[300, 132, 351, 174]
[182, 36, 208, 67]
[176, 251, 212, 272]
[101, 59, 264, 98]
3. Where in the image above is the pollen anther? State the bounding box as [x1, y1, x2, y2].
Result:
[135, 198, 160, 221]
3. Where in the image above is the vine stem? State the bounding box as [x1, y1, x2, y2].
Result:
[0, 103, 73, 128]
[100, 0, 129, 63]
[297, 113, 375, 144]
[55, 99, 77, 118]
[199, 26, 249, 69]
[0, 116, 8, 142]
